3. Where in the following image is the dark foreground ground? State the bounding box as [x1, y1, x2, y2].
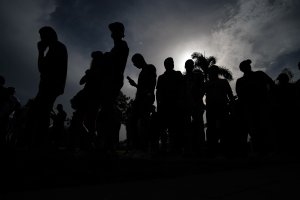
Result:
[2, 148, 300, 200]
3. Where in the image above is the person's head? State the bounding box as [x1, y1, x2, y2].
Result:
[109, 22, 125, 40]
[57, 104, 63, 111]
[239, 59, 252, 74]
[164, 57, 174, 71]
[0, 75, 5, 87]
[39, 26, 58, 44]
[132, 53, 146, 69]
[208, 65, 219, 80]
[90, 51, 104, 68]
[185, 59, 194, 73]
[277, 73, 289, 85]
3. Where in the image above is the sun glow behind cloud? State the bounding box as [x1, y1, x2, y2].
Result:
[163, 40, 209, 73]
[1, 0, 300, 121]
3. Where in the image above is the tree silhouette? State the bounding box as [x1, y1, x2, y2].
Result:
[116, 92, 133, 125]
[191, 52, 233, 81]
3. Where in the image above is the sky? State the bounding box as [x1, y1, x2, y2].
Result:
[1, 0, 300, 122]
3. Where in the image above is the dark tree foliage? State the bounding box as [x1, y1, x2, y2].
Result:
[192, 52, 233, 81]
[116, 91, 133, 125]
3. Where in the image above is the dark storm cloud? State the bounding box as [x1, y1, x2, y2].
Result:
[211, 0, 300, 84]
[46, 0, 238, 100]
[0, 0, 55, 103]
[48, 0, 237, 63]
[1, 0, 300, 113]
[1, 0, 299, 140]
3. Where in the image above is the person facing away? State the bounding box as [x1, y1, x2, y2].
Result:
[80, 51, 104, 90]
[236, 59, 274, 106]
[29, 26, 68, 147]
[71, 51, 104, 110]
[127, 53, 157, 152]
[205, 65, 234, 156]
[182, 59, 205, 155]
[273, 72, 297, 154]
[235, 59, 274, 155]
[76, 51, 105, 136]
[156, 57, 184, 153]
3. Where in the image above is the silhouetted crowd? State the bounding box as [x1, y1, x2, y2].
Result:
[1, 22, 300, 159]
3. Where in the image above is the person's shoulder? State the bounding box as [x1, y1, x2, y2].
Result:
[120, 40, 129, 48]
[157, 72, 168, 81]
[55, 41, 68, 52]
[236, 76, 246, 82]
[158, 72, 165, 79]
[147, 64, 156, 72]
[254, 70, 268, 77]
[255, 70, 273, 80]
[174, 70, 183, 77]
[56, 40, 66, 47]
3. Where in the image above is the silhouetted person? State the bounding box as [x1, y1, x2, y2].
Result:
[14, 99, 34, 147]
[0, 77, 17, 194]
[127, 53, 157, 153]
[0, 76, 20, 144]
[4, 87, 21, 145]
[69, 51, 105, 151]
[71, 51, 105, 146]
[50, 104, 67, 147]
[96, 22, 129, 153]
[272, 73, 297, 154]
[236, 59, 274, 156]
[1, 84, 20, 146]
[205, 65, 234, 157]
[182, 59, 205, 155]
[156, 57, 184, 154]
[29, 26, 68, 148]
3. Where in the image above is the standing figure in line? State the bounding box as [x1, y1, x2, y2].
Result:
[205, 65, 234, 157]
[182, 59, 205, 155]
[156, 57, 184, 154]
[127, 53, 157, 153]
[272, 72, 296, 154]
[28, 26, 68, 148]
[96, 22, 129, 152]
[69, 51, 105, 151]
[236, 59, 274, 156]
